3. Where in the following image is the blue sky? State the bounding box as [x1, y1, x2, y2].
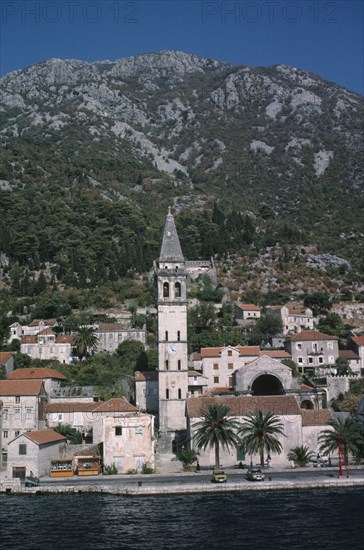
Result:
[0, 0, 363, 94]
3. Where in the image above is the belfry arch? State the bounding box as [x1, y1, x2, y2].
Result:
[251, 374, 284, 396]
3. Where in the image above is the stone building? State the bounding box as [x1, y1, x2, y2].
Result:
[266, 305, 314, 335]
[20, 329, 72, 364]
[285, 330, 339, 372]
[8, 319, 58, 343]
[0, 352, 14, 376]
[96, 323, 146, 354]
[8, 367, 67, 395]
[0, 380, 47, 456]
[187, 395, 303, 468]
[235, 303, 261, 323]
[7, 428, 66, 479]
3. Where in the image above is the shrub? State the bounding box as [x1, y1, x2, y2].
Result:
[104, 463, 118, 475]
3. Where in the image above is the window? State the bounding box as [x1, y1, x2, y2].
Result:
[178, 389, 182, 399]
[296, 343, 302, 350]
[19, 444, 27, 455]
[308, 357, 313, 364]
[214, 376, 219, 384]
[177, 331, 180, 342]
[297, 357, 303, 364]
[213, 363, 219, 370]
[178, 360, 181, 370]
[319, 357, 324, 364]
[135, 426, 142, 435]
[3, 408, 8, 421]
[14, 408, 20, 420]
[228, 363, 233, 369]
[228, 350, 232, 356]
[163, 282, 169, 298]
[327, 342, 333, 350]
[25, 408, 32, 420]
[15, 431, 20, 437]
[165, 360, 169, 370]
[166, 389, 169, 399]
[15, 396, 20, 404]
[237, 448, 245, 461]
[328, 356, 335, 364]
[175, 282, 181, 298]
[3, 431, 8, 438]
[165, 331, 168, 341]
[115, 427, 122, 436]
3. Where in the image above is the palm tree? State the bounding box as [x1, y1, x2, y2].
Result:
[193, 403, 241, 469]
[318, 417, 364, 466]
[288, 445, 314, 467]
[72, 326, 98, 359]
[176, 449, 199, 471]
[239, 411, 286, 467]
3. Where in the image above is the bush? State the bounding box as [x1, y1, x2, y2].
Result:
[141, 463, 154, 474]
[104, 463, 118, 475]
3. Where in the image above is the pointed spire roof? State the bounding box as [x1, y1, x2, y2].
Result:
[159, 207, 184, 263]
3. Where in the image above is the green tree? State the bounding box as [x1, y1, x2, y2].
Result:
[72, 326, 98, 359]
[287, 445, 314, 467]
[175, 449, 199, 471]
[318, 417, 364, 466]
[54, 423, 83, 444]
[193, 403, 241, 469]
[304, 292, 332, 316]
[239, 411, 286, 467]
[116, 340, 148, 371]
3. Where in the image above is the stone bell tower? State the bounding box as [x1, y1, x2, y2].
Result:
[157, 208, 188, 452]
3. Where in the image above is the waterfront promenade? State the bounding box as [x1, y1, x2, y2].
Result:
[1, 466, 364, 496]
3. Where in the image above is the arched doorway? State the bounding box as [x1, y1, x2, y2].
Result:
[251, 374, 284, 396]
[301, 400, 314, 410]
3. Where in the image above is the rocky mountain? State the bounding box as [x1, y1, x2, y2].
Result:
[0, 51, 363, 298]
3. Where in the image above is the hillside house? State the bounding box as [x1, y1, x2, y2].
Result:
[135, 371, 159, 412]
[96, 323, 146, 353]
[235, 303, 261, 323]
[7, 429, 66, 479]
[45, 401, 101, 441]
[285, 330, 339, 372]
[8, 319, 58, 342]
[347, 335, 364, 371]
[0, 380, 47, 457]
[191, 346, 261, 389]
[266, 305, 314, 335]
[8, 367, 67, 395]
[20, 329, 72, 364]
[0, 352, 14, 376]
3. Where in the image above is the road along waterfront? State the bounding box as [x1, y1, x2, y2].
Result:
[2, 467, 364, 496]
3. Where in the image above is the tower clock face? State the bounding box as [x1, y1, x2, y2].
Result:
[167, 344, 177, 355]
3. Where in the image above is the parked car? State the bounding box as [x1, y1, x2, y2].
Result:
[211, 470, 227, 483]
[309, 455, 329, 467]
[246, 468, 265, 481]
[24, 476, 40, 487]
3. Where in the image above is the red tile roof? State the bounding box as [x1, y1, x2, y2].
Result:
[29, 319, 57, 327]
[200, 346, 260, 358]
[45, 402, 101, 413]
[56, 335, 72, 344]
[261, 350, 291, 359]
[236, 304, 261, 311]
[135, 371, 158, 382]
[188, 370, 207, 377]
[0, 351, 14, 364]
[300, 384, 315, 391]
[93, 397, 138, 413]
[0, 379, 43, 396]
[187, 395, 301, 417]
[301, 409, 332, 426]
[339, 350, 360, 360]
[8, 368, 67, 381]
[38, 328, 55, 335]
[21, 335, 37, 344]
[24, 428, 66, 445]
[351, 336, 364, 346]
[289, 330, 338, 342]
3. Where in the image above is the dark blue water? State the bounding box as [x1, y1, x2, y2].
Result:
[1, 488, 363, 549]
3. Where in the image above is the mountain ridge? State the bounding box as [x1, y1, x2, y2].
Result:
[0, 50, 363, 299]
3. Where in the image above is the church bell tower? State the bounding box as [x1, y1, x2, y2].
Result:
[157, 208, 188, 450]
